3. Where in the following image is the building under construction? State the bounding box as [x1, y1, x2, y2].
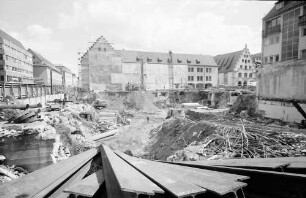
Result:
[79, 36, 218, 92]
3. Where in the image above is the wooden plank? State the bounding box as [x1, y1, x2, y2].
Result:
[117, 152, 247, 196]
[116, 152, 207, 197]
[163, 160, 306, 198]
[101, 145, 164, 198]
[48, 159, 93, 198]
[64, 170, 104, 197]
[0, 148, 98, 198]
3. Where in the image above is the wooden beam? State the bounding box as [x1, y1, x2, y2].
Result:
[100, 145, 164, 198]
[64, 170, 104, 197]
[0, 148, 98, 198]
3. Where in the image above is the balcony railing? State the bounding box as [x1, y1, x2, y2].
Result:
[299, 15, 306, 26]
[263, 25, 281, 38]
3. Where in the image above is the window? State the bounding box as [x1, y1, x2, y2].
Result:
[275, 54, 279, 62]
[248, 60, 250, 63]
[238, 73, 242, 77]
[249, 73, 253, 78]
[0, 54, 2, 60]
[281, 8, 300, 61]
[245, 66, 247, 70]
[197, 76, 203, 81]
[242, 59, 244, 62]
[238, 81, 242, 86]
[206, 68, 212, 73]
[245, 60, 247, 63]
[243, 81, 247, 86]
[197, 68, 203, 72]
[188, 67, 194, 72]
[188, 76, 194, 81]
[244, 73, 247, 78]
[249, 66, 251, 69]
[270, 56, 273, 63]
[302, 28, 306, 37]
[206, 76, 212, 81]
[224, 73, 228, 85]
[264, 57, 268, 64]
[240, 65, 242, 69]
[0, 76, 4, 81]
[302, 50, 306, 59]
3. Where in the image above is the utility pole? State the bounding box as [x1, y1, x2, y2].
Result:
[168, 51, 174, 91]
[140, 56, 144, 90]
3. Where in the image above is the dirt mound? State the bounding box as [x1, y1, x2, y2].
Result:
[125, 91, 159, 112]
[144, 117, 216, 160]
[230, 94, 257, 116]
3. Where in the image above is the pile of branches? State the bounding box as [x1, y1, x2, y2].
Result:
[199, 119, 306, 158]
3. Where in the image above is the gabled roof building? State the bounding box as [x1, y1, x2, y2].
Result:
[214, 45, 257, 87]
[27, 49, 62, 86]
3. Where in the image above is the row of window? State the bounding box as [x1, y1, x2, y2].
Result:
[241, 59, 251, 63]
[264, 35, 280, 46]
[240, 65, 252, 70]
[0, 75, 34, 82]
[188, 67, 212, 73]
[263, 54, 280, 64]
[188, 76, 212, 81]
[0, 43, 31, 60]
[0, 64, 33, 75]
[3, 55, 31, 67]
[238, 73, 253, 78]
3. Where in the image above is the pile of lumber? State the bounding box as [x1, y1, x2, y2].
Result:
[0, 145, 305, 198]
[8, 109, 41, 124]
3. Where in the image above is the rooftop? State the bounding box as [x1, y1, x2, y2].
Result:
[0, 28, 26, 50]
[116, 50, 218, 66]
[28, 49, 60, 72]
[263, 1, 305, 21]
[214, 50, 244, 73]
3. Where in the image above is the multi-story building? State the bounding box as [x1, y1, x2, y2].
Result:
[55, 64, 75, 87]
[28, 49, 62, 86]
[214, 45, 257, 87]
[79, 36, 218, 92]
[258, 1, 306, 122]
[262, 1, 306, 63]
[0, 29, 34, 84]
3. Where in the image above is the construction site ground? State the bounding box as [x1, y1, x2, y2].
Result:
[1, 90, 306, 183]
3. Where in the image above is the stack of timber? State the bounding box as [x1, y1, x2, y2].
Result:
[0, 145, 306, 198]
[8, 109, 41, 123]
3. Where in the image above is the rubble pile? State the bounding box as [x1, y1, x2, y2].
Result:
[0, 165, 28, 183]
[145, 116, 306, 162]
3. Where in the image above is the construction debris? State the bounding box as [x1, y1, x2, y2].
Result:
[145, 115, 306, 161]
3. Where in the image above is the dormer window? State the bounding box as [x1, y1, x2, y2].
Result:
[157, 58, 162, 62]
[147, 57, 152, 62]
[275, 1, 284, 10]
[187, 59, 191, 64]
[177, 59, 182, 63]
[196, 59, 200, 64]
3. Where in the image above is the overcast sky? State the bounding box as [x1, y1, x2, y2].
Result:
[0, 0, 275, 72]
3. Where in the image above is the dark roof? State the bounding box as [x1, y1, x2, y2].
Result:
[0, 29, 25, 50]
[28, 49, 60, 72]
[263, 1, 305, 21]
[214, 50, 243, 73]
[115, 50, 218, 66]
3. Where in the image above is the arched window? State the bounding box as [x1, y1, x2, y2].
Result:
[238, 73, 242, 77]
[238, 81, 242, 86]
[244, 73, 248, 78]
[243, 81, 247, 86]
[249, 73, 252, 78]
